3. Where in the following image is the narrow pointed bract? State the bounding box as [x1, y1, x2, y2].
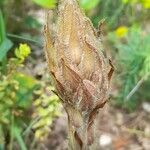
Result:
[44, 0, 114, 149]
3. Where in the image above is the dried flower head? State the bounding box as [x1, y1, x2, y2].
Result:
[44, 0, 114, 149]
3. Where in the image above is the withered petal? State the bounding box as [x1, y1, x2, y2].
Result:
[50, 71, 65, 100]
[108, 59, 114, 82]
[44, 12, 57, 71]
[61, 59, 82, 91]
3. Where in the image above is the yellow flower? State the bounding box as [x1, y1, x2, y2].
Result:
[115, 26, 128, 38]
[15, 43, 31, 60]
[142, 0, 150, 9]
[122, 0, 138, 4]
[19, 43, 31, 57]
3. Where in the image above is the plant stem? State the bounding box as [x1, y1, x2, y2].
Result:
[125, 73, 150, 101]
[66, 106, 100, 150]
[9, 113, 14, 150]
[7, 33, 42, 47]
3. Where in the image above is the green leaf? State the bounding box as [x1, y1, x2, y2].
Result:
[0, 125, 4, 150]
[0, 10, 13, 61]
[13, 73, 39, 108]
[13, 126, 27, 150]
[80, 0, 101, 10]
[24, 16, 41, 29]
[0, 38, 13, 61]
[0, 10, 5, 43]
[32, 0, 56, 8]
[13, 73, 37, 89]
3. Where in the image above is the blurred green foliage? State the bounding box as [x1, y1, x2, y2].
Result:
[0, 43, 60, 149]
[0, 10, 13, 61]
[98, 0, 146, 31]
[32, 0, 57, 8]
[0, 1, 61, 149]
[122, 0, 150, 9]
[109, 27, 150, 110]
[0, 43, 38, 149]
[80, 0, 101, 10]
[0, 0, 42, 35]
[33, 86, 60, 141]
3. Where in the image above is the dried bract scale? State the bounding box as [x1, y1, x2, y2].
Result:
[44, 0, 114, 149]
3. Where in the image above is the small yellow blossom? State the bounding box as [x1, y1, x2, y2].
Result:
[15, 43, 31, 60]
[19, 43, 31, 57]
[115, 26, 128, 38]
[122, 0, 138, 4]
[142, 0, 150, 9]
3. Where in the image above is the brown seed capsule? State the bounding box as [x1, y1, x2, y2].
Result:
[44, 0, 114, 149]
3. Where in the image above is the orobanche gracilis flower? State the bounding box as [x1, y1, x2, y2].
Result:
[44, 0, 114, 149]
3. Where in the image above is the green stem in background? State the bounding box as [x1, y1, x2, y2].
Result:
[14, 126, 27, 150]
[9, 113, 14, 150]
[123, 126, 150, 138]
[0, 125, 5, 150]
[108, 3, 125, 28]
[1, 56, 7, 74]
[23, 116, 40, 137]
[7, 33, 42, 47]
[0, 10, 6, 43]
[29, 137, 36, 150]
[9, 113, 27, 150]
[125, 73, 150, 101]
[103, 0, 112, 18]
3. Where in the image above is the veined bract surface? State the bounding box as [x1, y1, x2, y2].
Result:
[44, 0, 114, 149]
